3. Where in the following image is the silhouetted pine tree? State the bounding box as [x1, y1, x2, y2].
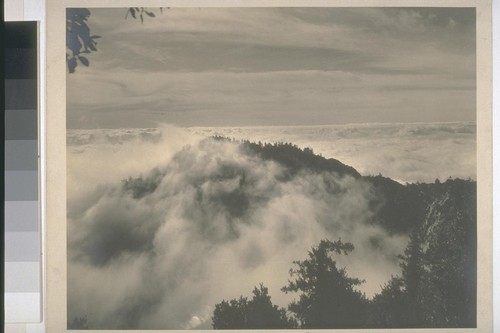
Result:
[212, 284, 296, 329]
[281, 239, 369, 328]
[369, 276, 409, 328]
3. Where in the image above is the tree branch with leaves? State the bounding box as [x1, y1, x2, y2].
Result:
[66, 7, 166, 73]
[66, 8, 100, 73]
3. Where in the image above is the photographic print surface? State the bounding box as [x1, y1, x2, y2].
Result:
[66, 7, 477, 330]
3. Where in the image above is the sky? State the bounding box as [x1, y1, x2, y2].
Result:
[66, 7, 476, 128]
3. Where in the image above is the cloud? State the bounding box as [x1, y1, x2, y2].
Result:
[67, 67, 475, 128]
[186, 122, 476, 183]
[67, 7, 475, 128]
[67, 128, 409, 329]
[88, 8, 474, 87]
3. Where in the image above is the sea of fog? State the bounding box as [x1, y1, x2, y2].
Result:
[66, 122, 475, 329]
[187, 122, 476, 184]
[68, 122, 476, 185]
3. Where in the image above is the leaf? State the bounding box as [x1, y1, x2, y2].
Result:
[78, 56, 89, 66]
[140, 14, 144, 23]
[145, 11, 155, 18]
[67, 33, 82, 54]
[129, 8, 136, 19]
[80, 8, 91, 19]
[68, 57, 77, 73]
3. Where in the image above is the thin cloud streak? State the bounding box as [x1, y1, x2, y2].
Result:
[68, 67, 475, 128]
[67, 7, 475, 128]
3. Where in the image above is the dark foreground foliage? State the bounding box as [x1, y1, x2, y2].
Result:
[214, 219, 476, 329]
[212, 284, 297, 329]
[281, 240, 369, 328]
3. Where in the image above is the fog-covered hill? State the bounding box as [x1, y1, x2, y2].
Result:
[67, 131, 475, 329]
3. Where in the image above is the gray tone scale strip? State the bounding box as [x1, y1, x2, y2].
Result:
[5, 48, 37, 79]
[4, 293, 41, 323]
[4, 21, 41, 326]
[5, 262, 40, 292]
[5, 171, 38, 201]
[5, 109, 37, 140]
[5, 201, 39, 232]
[5, 232, 40, 262]
[5, 79, 37, 110]
[5, 140, 38, 170]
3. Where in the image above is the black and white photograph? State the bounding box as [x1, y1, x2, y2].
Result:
[66, 7, 477, 330]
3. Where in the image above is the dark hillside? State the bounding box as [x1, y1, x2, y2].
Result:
[363, 176, 475, 235]
[240, 140, 361, 179]
[214, 137, 476, 236]
[120, 136, 476, 238]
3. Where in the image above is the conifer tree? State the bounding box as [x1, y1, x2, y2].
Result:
[281, 239, 368, 328]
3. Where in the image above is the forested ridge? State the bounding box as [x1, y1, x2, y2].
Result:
[211, 139, 476, 329]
